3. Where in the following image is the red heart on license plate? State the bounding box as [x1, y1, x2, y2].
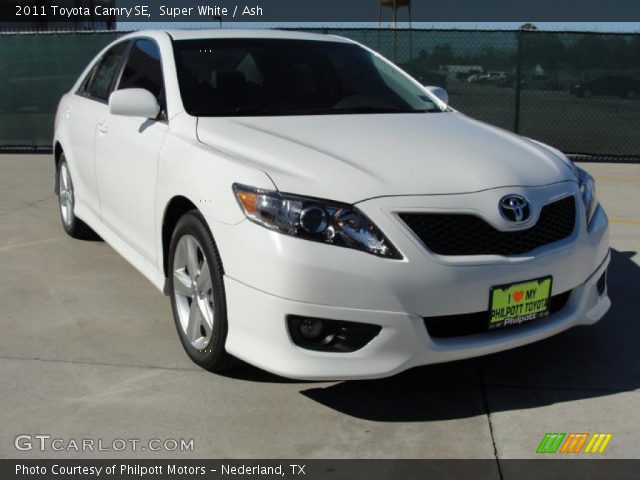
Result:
[513, 291, 524, 303]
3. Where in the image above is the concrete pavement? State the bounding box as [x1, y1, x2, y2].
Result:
[0, 155, 638, 464]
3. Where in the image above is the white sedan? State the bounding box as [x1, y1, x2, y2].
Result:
[53, 29, 610, 380]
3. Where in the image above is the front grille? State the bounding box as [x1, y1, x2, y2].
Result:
[399, 196, 576, 256]
[424, 290, 572, 339]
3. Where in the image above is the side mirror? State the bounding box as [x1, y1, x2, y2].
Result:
[424, 86, 449, 106]
[109, 88, 160, 119]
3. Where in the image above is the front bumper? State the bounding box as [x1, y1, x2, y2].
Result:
[215, 182, 610, 380]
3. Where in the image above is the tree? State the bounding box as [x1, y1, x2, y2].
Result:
[519, 23, 538, 31]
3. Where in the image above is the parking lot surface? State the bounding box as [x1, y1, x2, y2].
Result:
[0, 155, 638, 465]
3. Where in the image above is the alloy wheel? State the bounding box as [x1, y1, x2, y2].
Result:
[172, 234, 215, 350]
[59, 162, 74, 227]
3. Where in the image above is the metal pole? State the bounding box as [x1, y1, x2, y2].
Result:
[378, 2, 382, 50]
[514, 29, 524, 134]
[408, 0, 413, 61]
[393, 0, 397, 62]
[89, 0, 95, 30]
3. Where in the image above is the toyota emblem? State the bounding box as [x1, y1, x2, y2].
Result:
[499, 195, 531, 223]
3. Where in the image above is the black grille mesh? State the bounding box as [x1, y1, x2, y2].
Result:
[424, 290, 572, 338]
[400, 196, 576, 256]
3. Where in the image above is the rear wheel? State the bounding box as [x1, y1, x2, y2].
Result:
[57, 155, 94, 239]
[168, 211, 238, 371]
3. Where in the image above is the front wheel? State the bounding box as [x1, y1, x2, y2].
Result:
[168, 211, 238, 371]
[57, 155, 94, 239]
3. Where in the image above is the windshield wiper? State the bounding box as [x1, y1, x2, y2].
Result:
[194, 105, 435, 117]
[331, 106, 430, 114]
[194, 106, 274, 117]
[276, 106, 433, 115]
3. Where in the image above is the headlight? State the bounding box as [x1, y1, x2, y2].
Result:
[233, 184, 402, 259]
[576, 166, 598, 226]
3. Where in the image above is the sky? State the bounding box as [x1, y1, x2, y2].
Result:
[415, 22, 640, 32]
[121, 22, 640, 32]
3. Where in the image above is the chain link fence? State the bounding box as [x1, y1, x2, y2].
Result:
[0, 30, 123, 150]
[1, 28, 639, 158]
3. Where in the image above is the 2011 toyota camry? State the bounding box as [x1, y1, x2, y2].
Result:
[53, 30, 610, 380]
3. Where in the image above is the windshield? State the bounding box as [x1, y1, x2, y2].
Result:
[173, 38, 442, 116]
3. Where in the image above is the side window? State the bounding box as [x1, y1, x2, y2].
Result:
[79, 62, 99, 94]
[118, 39, 165, 115]
[85, 42, 128, 100]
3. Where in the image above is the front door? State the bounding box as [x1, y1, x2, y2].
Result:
[94, 39, 169, 264]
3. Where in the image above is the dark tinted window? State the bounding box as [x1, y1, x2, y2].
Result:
[86, 42, 128, 100]
[79, 62, 100, 94]
[118, 39, 165, 111]
[173, 39, 441, 116]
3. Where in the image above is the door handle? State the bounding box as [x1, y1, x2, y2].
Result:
[64, 107, 72, 118]
[97, 123, 108, 134]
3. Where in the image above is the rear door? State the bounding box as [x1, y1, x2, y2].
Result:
[93, 38, 169, 263]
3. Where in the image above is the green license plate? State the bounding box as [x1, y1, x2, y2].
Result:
[489, 276, 553, 330]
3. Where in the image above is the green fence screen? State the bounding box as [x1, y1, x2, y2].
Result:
[1, 29, 639, 156]
[0, 31, 123, 148]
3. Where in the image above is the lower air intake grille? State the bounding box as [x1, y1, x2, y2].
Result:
[424, 290, 572, 338]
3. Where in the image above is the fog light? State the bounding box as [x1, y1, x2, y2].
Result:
[298, 317, 324, 339]
[287, 315, 381, 352]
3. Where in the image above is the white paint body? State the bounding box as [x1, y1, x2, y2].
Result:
[54, 30, 610, 380]
[109, 88, 160, 119]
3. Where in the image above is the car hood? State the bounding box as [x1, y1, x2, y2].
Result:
[197, 112, 575, 203]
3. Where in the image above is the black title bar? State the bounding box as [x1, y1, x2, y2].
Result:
[1, 0, 640, 23]
[1, 460, 640, 480]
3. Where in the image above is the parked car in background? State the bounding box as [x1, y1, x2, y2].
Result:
[523, 74, 563, 91]
[468, 71, 508, 84]
[496, 73, 516, 88]
[496, 73, 563, 91]
[570, 76, 640, 99]
[398, 63, 448, 90]
[456, 69, 482, 81]
[53, 30, 610, 380]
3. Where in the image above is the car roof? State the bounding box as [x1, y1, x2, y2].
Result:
[158, 29, 354, 44]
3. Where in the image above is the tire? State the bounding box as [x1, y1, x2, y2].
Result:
[582, 89, 591, 98]
[57, 155, 95, 239]
[627, 90, 637, 99]
[168, 211, 238, 372]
